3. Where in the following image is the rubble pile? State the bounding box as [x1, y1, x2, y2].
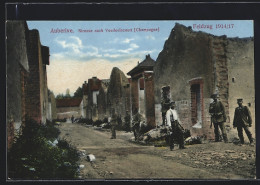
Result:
[184, 136, 206, 145]
[134, 126, 191, 145]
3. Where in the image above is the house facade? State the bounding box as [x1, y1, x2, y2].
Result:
[56, 98, 82, 119]
[6, 21, 51, 149]
[153, 23, 254, 140]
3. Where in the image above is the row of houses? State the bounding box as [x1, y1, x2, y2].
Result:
[6, 21, 55, 149]
[55, 23, 254, 141]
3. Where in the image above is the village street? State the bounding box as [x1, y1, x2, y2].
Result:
[57, 122, 256, 180]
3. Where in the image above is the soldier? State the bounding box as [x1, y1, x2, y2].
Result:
[233, 99, 253, 144]
[110, 110, 118, 139]
[166, 101, 185, 150]
[71, 115, 74, 123]
[132, 111, 145, 141]
[209, 94, 228, 143]
[124, 111, 131, 132]
[161, 86, 171, 126]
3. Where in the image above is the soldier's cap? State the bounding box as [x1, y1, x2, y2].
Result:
[237, 98, 243, 102]
[211, 94, 219, 98]
[162, 86, 170, 91]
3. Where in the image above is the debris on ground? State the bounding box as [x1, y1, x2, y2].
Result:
[185, 136, 205, 145]
[87, 154, 96, 162]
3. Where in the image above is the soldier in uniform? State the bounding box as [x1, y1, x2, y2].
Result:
[110, 109, 118, 139]
[132, 111, 145, 141]
[124, 111, 131, 132]
[233, 99, 253, 144]
[209, 94, 228, 143]
[166, 101, 185, 150]
[161, 86, 171, 126]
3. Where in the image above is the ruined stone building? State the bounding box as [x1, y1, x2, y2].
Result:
[97, 79, 110, 120]
[56, 98, 82, 119]
[47, 91, 57, 121]
[86, 77, 102, 121]
[6, 21, 51, 149]
[127, 55, 156, 129]
[107, 67, 131, 124]
[80, 81, 88, 118]
[154, 23, 254, 140]
[6, 21, 29, 149]
[25, 28, 50, 124]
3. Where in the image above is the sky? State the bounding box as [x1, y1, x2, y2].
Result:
[27, 20, 253, 96]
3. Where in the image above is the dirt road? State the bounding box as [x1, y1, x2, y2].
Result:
[57, 122, 256, 180]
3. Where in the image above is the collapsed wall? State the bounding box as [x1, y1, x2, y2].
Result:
[107, 67, 130, 121]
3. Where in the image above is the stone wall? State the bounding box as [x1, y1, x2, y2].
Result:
[153, 23, 254, 140]
[49, 91, 57, 120]
[56, 107, 81, 119]
[25, 29, 49, 124]
[226, 38, 255, 140]
[6, 21, 29, 149]
[107, 67, 130, 120]
[97, 82, 108, 120]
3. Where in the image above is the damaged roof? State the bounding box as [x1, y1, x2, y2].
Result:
[56, 98, 82, 108]
[127, 54, 155, 76]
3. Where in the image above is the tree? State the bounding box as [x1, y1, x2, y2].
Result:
[73, 87, 83, 98]
[65, 89, 71, 98]
[56, 93, 65, 99]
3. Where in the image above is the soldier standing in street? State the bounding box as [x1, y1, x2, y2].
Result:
[124, 111, 131, 132]
[132, 111, 145, 141]
[161, 86, 171, 126]
[110, 109, 118, 139]
[233, 98, 253, 144]
[209, 94, 228, 143]
[166, 101, 185, 150]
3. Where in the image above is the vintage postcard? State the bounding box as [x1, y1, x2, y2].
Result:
[6, 18, 256, 180]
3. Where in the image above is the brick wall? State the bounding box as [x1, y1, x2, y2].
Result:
[211, 37, 230, 123]
[144, 72, 155, 128]
[130, 78, 139, 115]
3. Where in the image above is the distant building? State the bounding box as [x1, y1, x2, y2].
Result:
[80, 81, 88, 118]
[47, 91, 57, 121]
[56, 98, 82, 119]
[97, 79, 110, 120]
[86, 77, 102, 121]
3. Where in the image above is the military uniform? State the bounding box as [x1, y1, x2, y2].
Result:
[233, 99, 253, 144]
[124, 112, 131, 132]
[161, 98, 171, 126]
[110, 113, 118, 139]
[132, 112, 145, 140]
[161, 86, 171, 126]
[209, 94, 228, 142]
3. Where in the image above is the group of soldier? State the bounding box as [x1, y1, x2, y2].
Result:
[161, 92, 253, 151]
[209, 93, 253, 145]
[109, 88, 254, 151]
